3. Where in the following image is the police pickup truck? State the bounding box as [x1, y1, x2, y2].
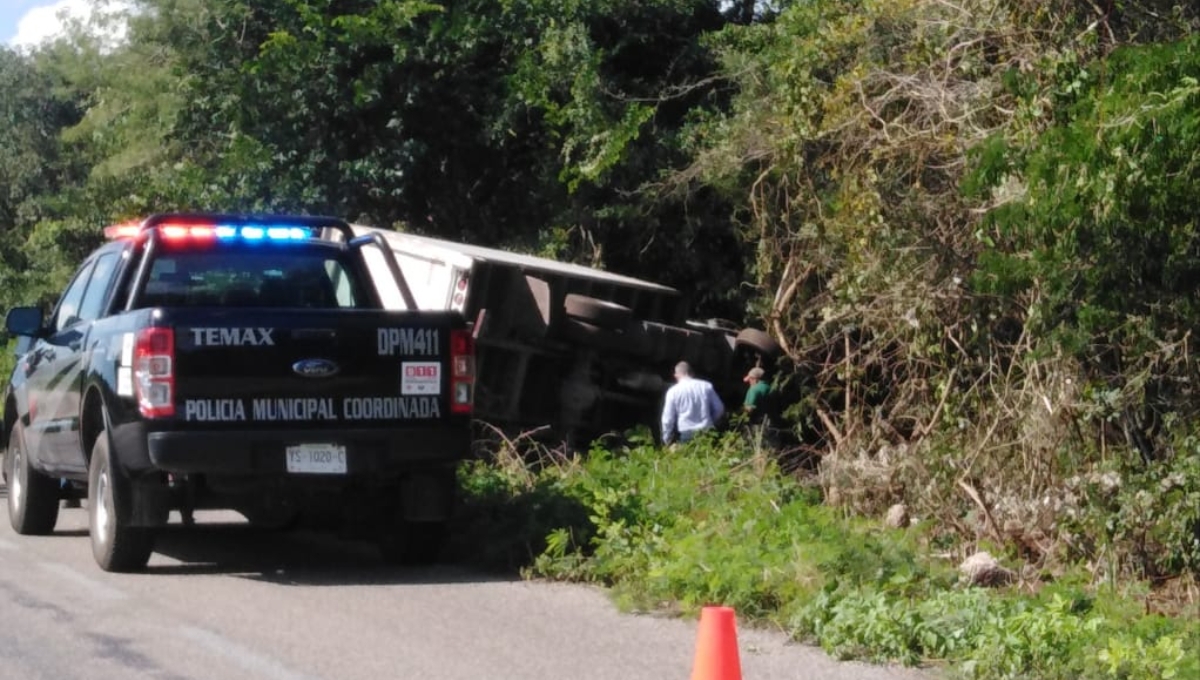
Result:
[2, 214, 475, 572]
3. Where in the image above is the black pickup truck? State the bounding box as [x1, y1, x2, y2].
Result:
[2, 214, 475, 572]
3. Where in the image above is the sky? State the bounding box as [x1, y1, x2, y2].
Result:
[1, 0, 130, 49]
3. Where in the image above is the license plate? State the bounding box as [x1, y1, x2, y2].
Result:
[286, 443, 347, 474]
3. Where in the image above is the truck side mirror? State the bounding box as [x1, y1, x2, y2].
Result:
[5, 306, 44, 337]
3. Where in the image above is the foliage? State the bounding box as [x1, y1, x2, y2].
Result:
[970, 35, 1200, 451]
[801, 585, 1200, 679]
[529, 432, 925, 618]
[0, 47, 84, 312]
[667, 0, 1200, 592]
[447, 458, 593, 572]
[1062, 434, 1200, 581]
[0, 341, 16, 389]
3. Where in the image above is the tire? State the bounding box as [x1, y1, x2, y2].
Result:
[378, 521, 447, 567]
[564, 294, 633, 330]
[88, 433, 154, 572]
[735, 328, 782, 358]
[5, 423, 60, 535]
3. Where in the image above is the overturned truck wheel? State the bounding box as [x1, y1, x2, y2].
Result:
[734, 328, 782, 359]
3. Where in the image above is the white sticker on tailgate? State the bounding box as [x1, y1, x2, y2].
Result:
[401, 362, 441, 395]
[286, 443, 347, 475]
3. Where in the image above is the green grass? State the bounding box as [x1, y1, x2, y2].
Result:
[450, 430, 1200, 680]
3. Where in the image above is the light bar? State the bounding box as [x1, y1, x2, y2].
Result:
[104, 222, 316, 243]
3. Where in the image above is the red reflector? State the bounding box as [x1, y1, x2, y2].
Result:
[450, 329, 473, 356]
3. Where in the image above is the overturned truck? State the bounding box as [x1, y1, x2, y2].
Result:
[347, 225, 781, 445]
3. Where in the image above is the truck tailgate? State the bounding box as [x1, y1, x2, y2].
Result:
[161, 309, 464, 430]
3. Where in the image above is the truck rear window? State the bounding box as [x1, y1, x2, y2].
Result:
[137, 249, 369, 309]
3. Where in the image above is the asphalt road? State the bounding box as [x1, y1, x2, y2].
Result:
[0, 484, 932, 680]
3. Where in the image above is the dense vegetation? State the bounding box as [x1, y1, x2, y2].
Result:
[2, 0, 1197, 675]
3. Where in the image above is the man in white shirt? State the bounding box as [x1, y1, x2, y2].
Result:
[661, 361, 725, 444]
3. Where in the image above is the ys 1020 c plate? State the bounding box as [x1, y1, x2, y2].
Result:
[286, 443, 347, 474]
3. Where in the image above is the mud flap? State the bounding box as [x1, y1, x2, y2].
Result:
[129, 477, 171, 527]
[99, 422, 170, 528]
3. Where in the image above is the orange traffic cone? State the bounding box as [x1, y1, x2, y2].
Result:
[689, 606, 742, 680]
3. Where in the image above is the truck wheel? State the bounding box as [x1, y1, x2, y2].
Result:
[378, 521, 447, 567]
[89, 434, 154, 572]
[5, 423, 60, 535]
[735, 328, 782, 358]
[564, 294, 633, 330]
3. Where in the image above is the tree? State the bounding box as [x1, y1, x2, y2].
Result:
[0, 48, 84, 309]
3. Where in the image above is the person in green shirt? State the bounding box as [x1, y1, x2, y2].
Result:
[742, 367, 772, 425]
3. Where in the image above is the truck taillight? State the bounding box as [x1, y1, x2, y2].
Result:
[450, 329, 475, 415]
[135, 327, 175, 418]
[451, 270, 469, 311]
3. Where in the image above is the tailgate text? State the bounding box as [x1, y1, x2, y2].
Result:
[378, 328, 439, 356]
[183, 396, 442, 422]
